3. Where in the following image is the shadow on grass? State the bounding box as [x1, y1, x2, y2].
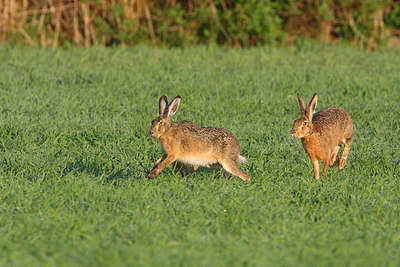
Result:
[61, 157, 145, 184]
[60, 156, 250, 185]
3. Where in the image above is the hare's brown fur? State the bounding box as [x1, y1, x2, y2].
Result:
[291, 93, 353, 180]
[149, 95, 249, 182]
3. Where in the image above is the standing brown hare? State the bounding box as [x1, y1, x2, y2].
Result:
[291, 93, 354, 180]
[148, 95, 250, 183]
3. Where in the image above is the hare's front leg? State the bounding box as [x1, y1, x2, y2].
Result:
[148, 155, 177, 178]
[311, 158, 320, 180]
[153, 154, 167, 169]
[323, 160, 329, 179]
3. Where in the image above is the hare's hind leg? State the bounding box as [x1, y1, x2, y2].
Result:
[329, 145, 340, 167]
[223, 170, 231, 179]
[207, 162, 231, 179]
[208, 162, 231, 179]
[219, 160, 250, 183]
[339, 139, 352, 170]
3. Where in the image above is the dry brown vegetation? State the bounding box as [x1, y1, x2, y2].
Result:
[0, 0, 399, 48]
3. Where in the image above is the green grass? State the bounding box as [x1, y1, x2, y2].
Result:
[0, 43, 399, 266]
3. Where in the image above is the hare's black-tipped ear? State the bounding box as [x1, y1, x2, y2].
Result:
[297, 93, 306, 116]
[306, 93, 317, 121]
[159, 95, 168, 116]
[166, 96, 181, 118]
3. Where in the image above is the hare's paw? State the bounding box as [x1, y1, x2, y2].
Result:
[243, 176, 250, 184]
[338, 157, 347, 170]
[329, 158, 339, 167]
[148, 170, 159, 179]
[329, 154, 339, 167]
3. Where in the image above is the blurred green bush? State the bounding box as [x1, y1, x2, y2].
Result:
[0, 0, 399, 48]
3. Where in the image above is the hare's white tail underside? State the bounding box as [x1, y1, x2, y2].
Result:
[238, 155, 247, 163]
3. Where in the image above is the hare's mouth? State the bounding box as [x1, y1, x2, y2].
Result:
[291, 131, 304, 138]
[291, 130, 300, 138]
[149, 130, 162, 138]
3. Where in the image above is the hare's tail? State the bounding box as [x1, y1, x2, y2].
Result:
[238, 155, 247, 163]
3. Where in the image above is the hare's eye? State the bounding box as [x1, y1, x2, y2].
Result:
[159, 121, 164, 125]
[303, 121, 308, 126]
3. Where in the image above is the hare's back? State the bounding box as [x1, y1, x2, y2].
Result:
[313, 107, 353, 135]
[198, 126, 237, 141]
[176, 120, 200, 128]
[174, 123, 238, 146]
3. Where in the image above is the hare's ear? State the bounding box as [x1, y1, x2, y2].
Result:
[306, 93, 317, 121]
[159, 95, 168, 117]
[166, 96, 181, 118]
[297, 93, 306, 116]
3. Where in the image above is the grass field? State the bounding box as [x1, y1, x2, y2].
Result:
[0, 43, 399, 266]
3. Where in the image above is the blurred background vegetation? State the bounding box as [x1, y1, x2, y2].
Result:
[0, 0, 399, 49]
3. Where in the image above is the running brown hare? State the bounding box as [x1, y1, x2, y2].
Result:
[148, 95, 250, 183]
[291, 93, 354, 180]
